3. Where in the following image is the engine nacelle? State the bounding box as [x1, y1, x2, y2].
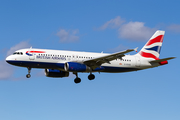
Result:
[64, 62, 88, 72]
[45, 69, 69, 78]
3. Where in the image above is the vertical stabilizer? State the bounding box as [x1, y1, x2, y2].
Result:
[138, 30, 165, 60]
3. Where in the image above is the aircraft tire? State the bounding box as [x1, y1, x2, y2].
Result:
[74, 77, 81, 83]
[26, 74, 31, 78]
[88, 74, 95, 80]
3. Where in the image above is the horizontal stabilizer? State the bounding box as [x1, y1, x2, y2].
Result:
[149, 57, 176, 63]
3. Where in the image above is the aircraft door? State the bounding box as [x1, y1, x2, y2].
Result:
[29, 53, 35, 60]
[76, 55, 79, 60]
[72, 55, 76, 60]
[135, 56, 141, 67]
[28, 49, 35, 60]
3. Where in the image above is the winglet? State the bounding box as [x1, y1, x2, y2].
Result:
[134, 47, 138, 52]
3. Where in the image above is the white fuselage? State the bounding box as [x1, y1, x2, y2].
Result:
[6, 48, 157, 73]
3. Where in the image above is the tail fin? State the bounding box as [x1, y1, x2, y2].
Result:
[138, 30, 165, 60]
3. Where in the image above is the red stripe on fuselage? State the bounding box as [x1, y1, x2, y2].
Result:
[26, 51, 46, 53]
[139, 51, 159, 60]
[146, 35, 164, 46]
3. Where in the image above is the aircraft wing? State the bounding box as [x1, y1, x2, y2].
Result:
[83, 48, 138, 69]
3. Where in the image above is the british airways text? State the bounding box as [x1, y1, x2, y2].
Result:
[36, 55, 66, 60]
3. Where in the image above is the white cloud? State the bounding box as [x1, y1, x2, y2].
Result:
[0, 60, 14, 80]
[118, 22, 156, 41]
[56, 29, 80, 43]
[167, 24, 180, 33]
[99, 16, 125, 30]
[7, 40, 31, 56]
[0, 41, 31, 80]
[97, 16, 157, 41]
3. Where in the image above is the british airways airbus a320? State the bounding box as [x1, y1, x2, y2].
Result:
[6, 30, 175, 83]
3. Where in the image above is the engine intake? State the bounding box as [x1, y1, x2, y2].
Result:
[45, 69, 69, 78]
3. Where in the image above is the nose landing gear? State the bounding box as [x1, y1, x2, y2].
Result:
[26, 67, 31, 78]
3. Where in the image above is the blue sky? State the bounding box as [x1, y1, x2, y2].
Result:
[0, 0, 179, 120]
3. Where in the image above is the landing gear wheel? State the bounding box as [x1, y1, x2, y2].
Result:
[26, 67, 31, 78]
[74, 77, 81, 84]
[26, 74, 31, 78]
[88, 74, 95, 80]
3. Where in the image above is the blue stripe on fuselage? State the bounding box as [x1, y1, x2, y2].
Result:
[6, 60, 64, 69]
[102, 66, 140, 73]
[6, 60, 141, 73]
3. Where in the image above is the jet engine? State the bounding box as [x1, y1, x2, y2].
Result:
[45, 69, 69, 78]
[64, 62, 88, 72]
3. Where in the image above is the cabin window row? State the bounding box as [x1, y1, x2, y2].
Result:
[120, 59, 131, 62]
[37, 54, 131, 61]
[38, 54, 94, 59]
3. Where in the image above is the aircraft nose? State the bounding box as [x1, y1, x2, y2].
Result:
[6, 55, 20, 66]
[6, 56, 12, 64]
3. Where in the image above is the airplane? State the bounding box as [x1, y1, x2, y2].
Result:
[6, 30, 175, 83]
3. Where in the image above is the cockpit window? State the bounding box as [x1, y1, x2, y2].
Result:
[13, 52, 23, 55]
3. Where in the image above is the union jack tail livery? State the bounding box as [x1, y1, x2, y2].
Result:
[138, 30, 165, 60]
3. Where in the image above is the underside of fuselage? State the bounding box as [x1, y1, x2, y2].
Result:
[6, 60, 141, 73]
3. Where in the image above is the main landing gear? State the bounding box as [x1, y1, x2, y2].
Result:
[26, 67, 31, 78]
[88, 69, 95, 80]
[88, 74, 95, 80]
[73, 72, 81, 84]
[73, 72, 95, 84]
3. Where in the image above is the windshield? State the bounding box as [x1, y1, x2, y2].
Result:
[13, 52, 23, 55]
